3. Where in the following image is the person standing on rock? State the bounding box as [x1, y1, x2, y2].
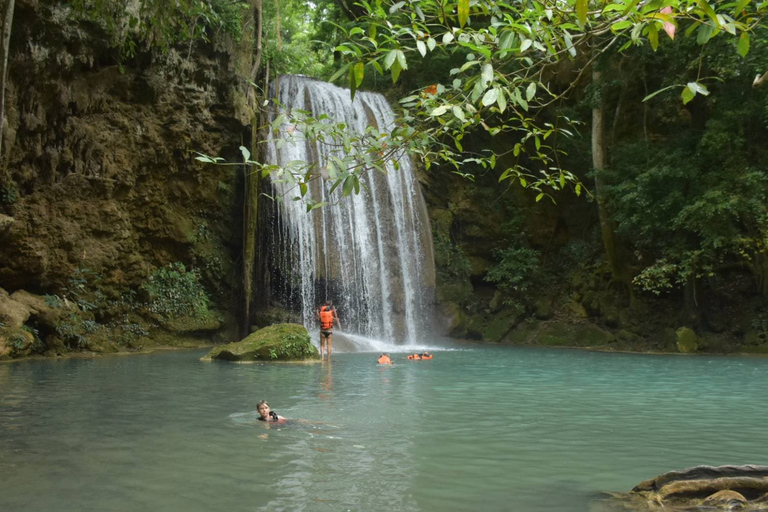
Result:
[316, 300, 341, 360]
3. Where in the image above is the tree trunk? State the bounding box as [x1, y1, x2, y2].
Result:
[249, 0, 263, 84]
[592, 67, 624, 284]
[242, 0, 264, 336]
[274, 0, 282, 51]
[0, 0, 15, 159]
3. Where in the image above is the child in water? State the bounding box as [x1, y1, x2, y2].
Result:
[257, 400, 285, 423]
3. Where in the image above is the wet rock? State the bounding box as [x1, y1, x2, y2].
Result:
[202, 323, 318, 362]
[605, 465, 768, 511]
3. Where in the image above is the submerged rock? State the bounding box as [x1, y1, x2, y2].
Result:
[201, 323, 318, 362]
[601, 465, 768, 511]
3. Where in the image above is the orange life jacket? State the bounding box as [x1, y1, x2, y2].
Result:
[319, 307, 334, 330]
[421, 354, 433, 360]
[407, 354, 421, 360]
[378, 355, 391, 364]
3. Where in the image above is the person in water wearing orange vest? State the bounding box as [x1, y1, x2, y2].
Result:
[378, 353, 392, 365]
[406, 353, 422, 360]
[421, 351, 433, 360]
[316, 300, 341, 360]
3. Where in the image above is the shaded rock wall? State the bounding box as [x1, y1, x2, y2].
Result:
[0, 1, 252, 355]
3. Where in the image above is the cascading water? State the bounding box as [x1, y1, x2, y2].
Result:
[263, 75, 435, 346]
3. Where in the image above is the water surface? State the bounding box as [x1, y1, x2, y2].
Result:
[1, 345, 766, 511]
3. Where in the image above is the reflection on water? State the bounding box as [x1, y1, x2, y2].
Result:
[1, 346, 768, 512]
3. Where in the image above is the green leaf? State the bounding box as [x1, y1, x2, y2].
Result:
[696, 23, 714, 45]
[239, 146, 251, 162]
[520, 177, 527, 187]
[353, 62, 364, 87]
[482, 88, 499, 107]
[389, 1, 405, 14]
[431, 105, 450, 116]
[520, 38, 532, 52]
[342, 175, 355, 196]
[481, 63, 494, 83]
[458, 0, 470, 28]
[300, 182, 308, 197]
[499, 30, 515, 51]
[452, 106, 466, 121]
[443, 32, 455, 44]
[497, 89, 507, 113]
[384, 49, 397, 69]
[648, 23, 659, 51]
[536, 192, 544, 202]
[417, 40, 427, 57]
[349, 67, 357, 101]
[391, 59, 402, 83]
[427, 37, 436, 51]
[575, 183, 581, 196]
[738, 31, 750, 57]
[576, 0, 588, 27]
[681, 85, 696, 104]
[733, 0, 751, 15]
[328, 63, 350, 83]
[642, 84, 678, 102]
[396, 50, 408, 70]
[688, 81, 709, 96]
[526, 82, 537, 101]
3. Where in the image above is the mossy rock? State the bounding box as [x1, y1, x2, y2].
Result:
[253, 307, 298, 329]
[482, 306, 526, 343]
[155, 310, 222, 334]
[505, 320, 539, 344]
[533, 297, 553, 320]
[465, 314, 485, 340]
[0, 327, 34, 359]
[202, 323, 318, 362]
[676, 327, 700, 353]
[440, 302, 468, 338]
[535, 321, 613, 347]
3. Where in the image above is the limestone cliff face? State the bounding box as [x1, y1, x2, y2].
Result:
[0, 1, 253, 357]
[0, 1, 248, 300]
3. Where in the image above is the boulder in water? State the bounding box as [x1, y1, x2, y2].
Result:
[201, 323, 318, 362]
[601, 465, 768, 511]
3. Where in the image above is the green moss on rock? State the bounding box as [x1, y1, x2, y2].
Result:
[535, 321, 613, 347]
[676, 327, 700, 353]
[202, 323, 318, 362]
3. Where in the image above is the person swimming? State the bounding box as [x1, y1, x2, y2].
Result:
[378, 354, 392, 365]
[421, 351, 433, 360]
[407, 353, 422, 360]
[256, 400, 285, 423]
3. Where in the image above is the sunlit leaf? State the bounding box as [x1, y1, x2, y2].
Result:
[353, 62, 364, 87]
[458, 0, 470, 28]
[417, 40, 427, 57]
[576, 0, 588, 27]
[738, 31, 750, 57]
[482, 88, 499, 107]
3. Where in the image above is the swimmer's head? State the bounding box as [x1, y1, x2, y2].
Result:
[257, 400, 270, 420]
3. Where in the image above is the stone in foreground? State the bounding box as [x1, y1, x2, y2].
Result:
[201, 323, 318, 362]
[599, 465, 768, 511]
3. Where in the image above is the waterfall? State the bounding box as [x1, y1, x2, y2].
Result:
[263, 75, 435, 345]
